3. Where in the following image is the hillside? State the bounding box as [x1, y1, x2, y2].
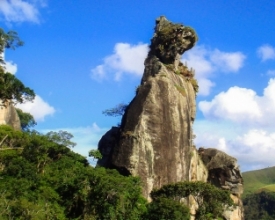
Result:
[242, 166, 275, 197]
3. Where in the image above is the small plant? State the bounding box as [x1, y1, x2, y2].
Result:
[174, 70, 181, 75]
[190, 78, 199, 94]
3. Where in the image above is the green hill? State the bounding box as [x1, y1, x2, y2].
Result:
[242, 166, 275, 197]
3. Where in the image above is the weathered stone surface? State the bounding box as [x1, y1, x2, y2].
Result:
[97, 16, 244, 219]
[97, 127, 119, 168]
[98, 16, 206, 200]
[0, 101, 21, 130]
[198, 148, 244, 220]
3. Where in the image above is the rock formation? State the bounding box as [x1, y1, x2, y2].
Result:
[199, 148, 244, 220]
[0, 101, 21, 130]
[97, 16, 244, 219]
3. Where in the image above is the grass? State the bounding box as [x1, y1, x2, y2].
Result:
[259, 184, 275, 192]
[242, 166, 275, 197]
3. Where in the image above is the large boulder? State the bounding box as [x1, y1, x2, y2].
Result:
[198, 148, 244, 220]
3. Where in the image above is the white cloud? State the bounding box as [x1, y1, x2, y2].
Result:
[5, 60, 17, 74]
[195, 78, 275, 171]
[17, 95, 55, 121]
[210, 49, 246, 72]
[182, 45, 245, 96]
[199, 87, 262, 123]
[91, 43, 149, 81]
[0, 0, 46, 23]
[257, 44, 275, 61]
[1, 52, 18, 74]
[199, 78, 275, 126]
[194, 120, 275, 171]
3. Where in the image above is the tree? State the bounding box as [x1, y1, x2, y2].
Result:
[0, 28, 24, 66]
[102, 103, 128, 117]
[150, 181, 234, 220]
[45, 130, 76, 148]
[243, 191, 275, 220]
[89, 149, 102, 160]
[144, 197, 190, 220]
[0, 28, 35, 105]
[15, 108, 37, 131]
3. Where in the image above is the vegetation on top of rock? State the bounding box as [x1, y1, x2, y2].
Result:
[149, 16, 198, 64]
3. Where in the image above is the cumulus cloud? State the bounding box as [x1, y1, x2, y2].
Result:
[0, 0, 47, 23]
[91, 43, 149, 81]
[195, 78, 275, 171]
[17, 95, 55, 121]
[210, 49, 246, 72]
[182, 45, 246, 96]
[194, 120, 275, 171]
[199, 78, 275, 126]
[257, 44, 275, 61]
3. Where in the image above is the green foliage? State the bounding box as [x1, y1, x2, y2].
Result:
[89, 149, 102, 160]
[190, 78, 199, 94]
[87, 168, 147, 220]
[0, 125, 27, 148]
[144, 197, 190, 220]
[0, 28, 35, 105]
[0, 125, 147, 219]
[16, 108, 37, 131]
[0, 28, 24, 66]
[150, 17, 198, 64]
[45, 130, 76, 148]
[0, 71, 35, 105]
[243, 191, 275, 220]
[151, 181, 233, 220]
[242, 166, 275, 197]
[102, 103, 128, 117]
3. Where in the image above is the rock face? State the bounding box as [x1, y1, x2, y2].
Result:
[98, 16, 207, 199]
[0, 101, 21, 130]
[97, 16, 244, 219]
[199, 148, 244, 220]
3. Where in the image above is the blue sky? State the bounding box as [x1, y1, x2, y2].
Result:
[1, 0, 275, 171]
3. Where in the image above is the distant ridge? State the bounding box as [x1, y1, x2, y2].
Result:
[242, 166, 275, 197]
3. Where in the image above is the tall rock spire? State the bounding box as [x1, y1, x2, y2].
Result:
[98, 16, 207, 199]
[97, 16, 244, 219]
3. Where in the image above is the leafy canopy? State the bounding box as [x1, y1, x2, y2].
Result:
[15, 108, 37, 131]
[150, 181, 234, 220]
[0, 28, 35, 105]
[0, 125, 147, 219]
